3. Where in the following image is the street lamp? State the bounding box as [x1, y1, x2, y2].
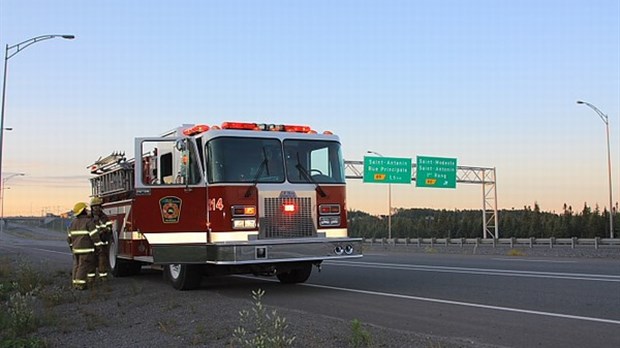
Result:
[577, 100, 615, 239]
[367, 150, 392, 241]
[1, 172, 25, 231]
[0, 34, 75, 202]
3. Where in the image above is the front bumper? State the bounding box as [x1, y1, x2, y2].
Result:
[152, 237, 363, 265]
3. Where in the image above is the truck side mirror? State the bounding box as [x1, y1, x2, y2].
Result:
[175, 139, 187, 151]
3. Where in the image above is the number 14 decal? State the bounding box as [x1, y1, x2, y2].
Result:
[209, 198, 224, 211]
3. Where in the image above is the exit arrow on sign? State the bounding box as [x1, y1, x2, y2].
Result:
[416, 155, 457, 189]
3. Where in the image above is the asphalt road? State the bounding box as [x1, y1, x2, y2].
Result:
[2, 224, 619, 347]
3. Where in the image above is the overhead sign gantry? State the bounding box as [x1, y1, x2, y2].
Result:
[345, 159, 498, 239]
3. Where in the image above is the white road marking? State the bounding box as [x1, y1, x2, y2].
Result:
[0, 244, 71, 256]
[324, 260, 620, 282]
[236, 275, 620, 326]
[491, 258, 577, 264]
[29, 247, 72, 256]
[302, 282, 620, 326]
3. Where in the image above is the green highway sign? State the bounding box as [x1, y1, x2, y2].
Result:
[363, 156, 412, 184]
[416, 156, 457, 188]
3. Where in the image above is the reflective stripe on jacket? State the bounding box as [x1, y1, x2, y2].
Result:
[68, 215, 100, 254]
[92, 212, 112, 246]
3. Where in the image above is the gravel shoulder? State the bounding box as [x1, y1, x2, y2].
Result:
[2, 252, 489, 348]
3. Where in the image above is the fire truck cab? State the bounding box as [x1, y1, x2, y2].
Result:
[89, 122, 362, 290]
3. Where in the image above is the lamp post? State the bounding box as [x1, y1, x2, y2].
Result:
[1, 172, 24, 231]
[577, 100, 614, 239]
[0, 34, 75, 203]
[367, 150, 392, 241]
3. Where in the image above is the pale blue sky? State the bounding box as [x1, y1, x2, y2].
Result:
[1, 0, 618, 216]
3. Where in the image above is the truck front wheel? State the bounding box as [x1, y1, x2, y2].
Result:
[165, 264, 202, 290]
[109, 232, 141, 277]
[276, 263, 313, 284]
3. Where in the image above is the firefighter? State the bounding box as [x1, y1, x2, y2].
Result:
[90, 196, 112, 281]
[67, 202, 102, 290]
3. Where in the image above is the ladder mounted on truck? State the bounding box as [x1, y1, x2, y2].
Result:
[88, 152, 135, 198]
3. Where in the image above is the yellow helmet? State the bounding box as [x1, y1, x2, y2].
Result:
[73, 202, 87, 215]
[90, 197, 103, 206]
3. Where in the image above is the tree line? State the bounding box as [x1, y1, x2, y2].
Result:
[348, 202, 618, 239]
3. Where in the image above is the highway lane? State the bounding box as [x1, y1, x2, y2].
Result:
[225, 251, 620, 347]
[3, 225, 619, 347]
[320, 252, 620, 321]
[0, 223, 71, 265]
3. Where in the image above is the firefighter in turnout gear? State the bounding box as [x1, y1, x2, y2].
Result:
[67, 202, 102, 290]
[90, 196, 112, 281]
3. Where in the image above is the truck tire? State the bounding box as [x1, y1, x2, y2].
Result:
[109, 232, 141, 277]
[276, 263, 312, 284]
[165, 264, 202, 290]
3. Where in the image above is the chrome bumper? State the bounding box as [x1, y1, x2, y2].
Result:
[152, 237, 363, 265]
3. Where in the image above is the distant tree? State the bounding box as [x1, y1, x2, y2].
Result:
[347, 202, 610, 240]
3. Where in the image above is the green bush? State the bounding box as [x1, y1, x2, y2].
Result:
[233, 288, 296, 348]
[6, 292, 38, 336]
[0, 258, 55, 346]
[350, 318, 372, 348]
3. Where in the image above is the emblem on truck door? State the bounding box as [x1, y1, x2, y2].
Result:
[160, 196, 182, 223]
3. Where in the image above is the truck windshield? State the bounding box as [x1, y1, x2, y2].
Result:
[207, 137, 285, 183]
[206, 137, 345, 184]
[283, 140, 345, 184]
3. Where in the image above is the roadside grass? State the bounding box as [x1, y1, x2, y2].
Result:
[507, 249, 525, 257]
[232, 288, 296, 348]
[0, 256, 50, 347]
[191, 323, 208, 346]
[350, 318, 373, 348]
[157, 318, 179, 335]
[424, 247, 438, 254]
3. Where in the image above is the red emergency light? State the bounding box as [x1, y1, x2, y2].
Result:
[284, 125, 311, 133]
[183, 124, 210, 136]
[281, 202, 297, 214]
[221, 122, 260, 130]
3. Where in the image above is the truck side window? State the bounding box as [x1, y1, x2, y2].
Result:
[140, 139, 202, 186]
[160, 152, 173, 184]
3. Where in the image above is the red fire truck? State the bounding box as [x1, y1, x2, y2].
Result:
[88, 122, 362, 290]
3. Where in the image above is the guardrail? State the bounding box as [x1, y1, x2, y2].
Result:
[364, 237, 620, 249]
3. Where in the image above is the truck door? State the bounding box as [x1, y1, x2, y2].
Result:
[133, 137, 208, 263]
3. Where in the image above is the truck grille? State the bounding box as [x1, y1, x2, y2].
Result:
[260, 197, 316, 239]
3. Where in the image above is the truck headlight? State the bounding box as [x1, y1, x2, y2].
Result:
[232, 219, 257, 230]
[319, 216, 340, 227]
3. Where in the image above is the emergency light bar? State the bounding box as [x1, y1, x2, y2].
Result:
[182, 122, 330, 135]
[223, 122, 312, 133]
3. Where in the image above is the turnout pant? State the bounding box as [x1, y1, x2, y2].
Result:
[73, 253, 96, 289]
[97, 244, 110, 279]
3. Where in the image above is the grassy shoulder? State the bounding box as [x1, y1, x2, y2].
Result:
[0, 255, 381, 348]
[0, 256, 74, 348]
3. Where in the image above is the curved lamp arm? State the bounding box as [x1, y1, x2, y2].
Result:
[6, 35, 75, 60]
[577, 100, 609, 125]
